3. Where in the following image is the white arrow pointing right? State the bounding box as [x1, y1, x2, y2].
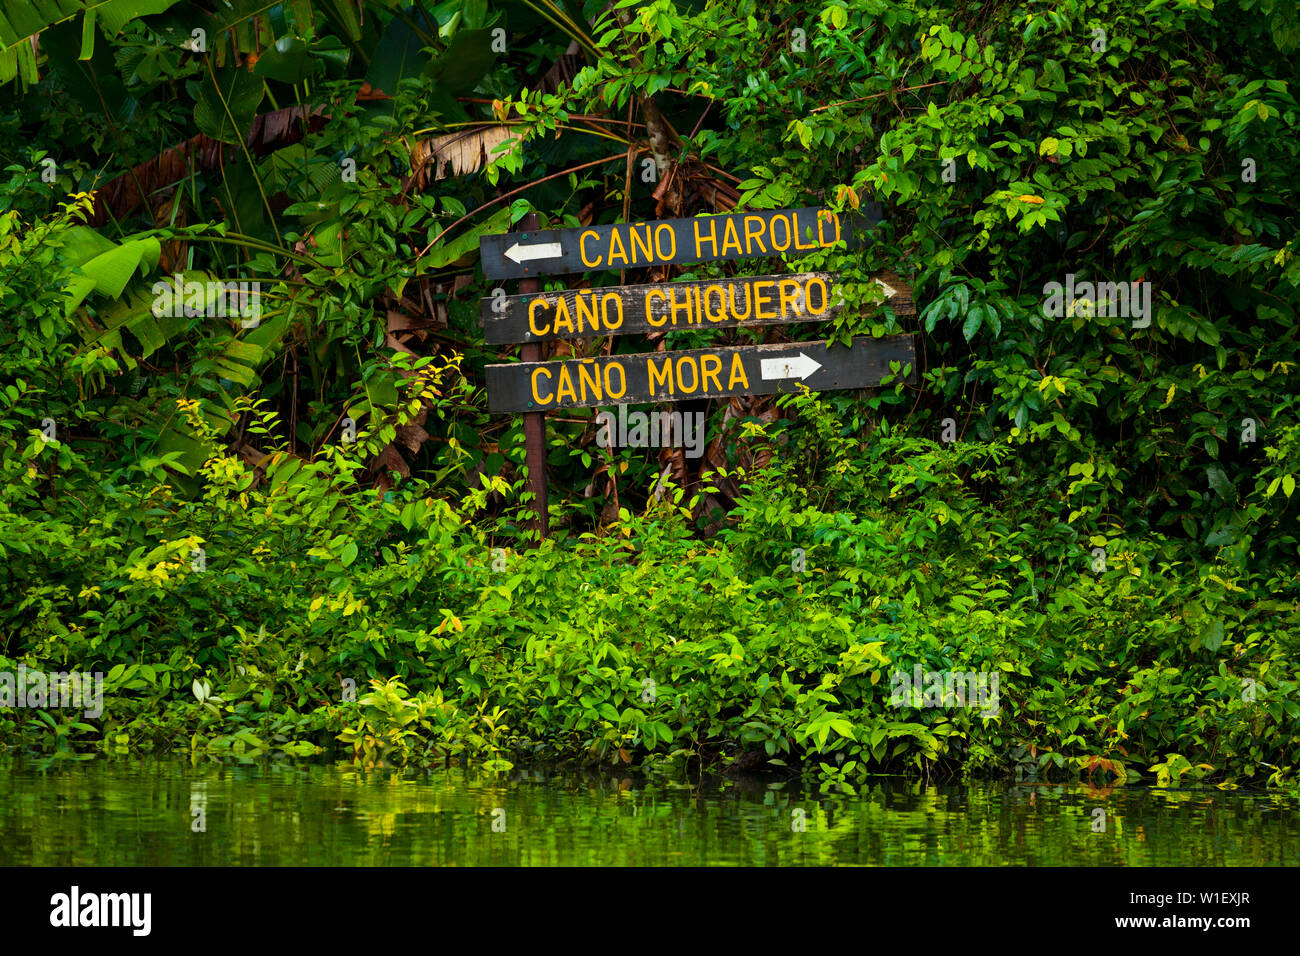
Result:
[504, 240, 563, 264]
[760, 351, 822, 381]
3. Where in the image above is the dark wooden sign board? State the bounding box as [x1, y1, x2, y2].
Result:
[478, 205, 909, 538]
[480, 272, 915, 345]
[484, 335, 915, 413]
[480, 204, 882, 280]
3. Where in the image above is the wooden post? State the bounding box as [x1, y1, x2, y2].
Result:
[516, 213, 548, 539]
[476, 205, 899, 542]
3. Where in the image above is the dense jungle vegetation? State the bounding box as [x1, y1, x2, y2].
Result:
[1, 0, 1298, 793]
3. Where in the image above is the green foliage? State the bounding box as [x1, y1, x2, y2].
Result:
[0, 381, 1296, 792]
[0, 0, 1297, 793]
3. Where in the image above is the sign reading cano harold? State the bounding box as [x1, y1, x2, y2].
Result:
[479, 205, 881, 280]
[484, 335, 915, 413]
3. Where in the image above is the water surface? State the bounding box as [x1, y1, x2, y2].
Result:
[0, 760, 1294, 865]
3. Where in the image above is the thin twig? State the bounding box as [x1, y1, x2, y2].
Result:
[810, 81, 947, 113]
[414, 153, 627, 262]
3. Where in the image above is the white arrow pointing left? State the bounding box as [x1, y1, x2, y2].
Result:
[504, 240, 563, 264]
[760, 352, 822, 381]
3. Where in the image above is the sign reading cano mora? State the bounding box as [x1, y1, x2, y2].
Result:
[479, 205, 881, 280]
[484, 335, 915, 413]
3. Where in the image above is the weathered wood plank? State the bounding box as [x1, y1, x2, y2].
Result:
[484, 335, 916, 413]
[480, 272, 915, 344]
[479, 205, 881, 280]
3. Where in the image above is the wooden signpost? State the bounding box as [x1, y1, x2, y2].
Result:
[482, 271, 913, 344]
[485, 337, 915, 413]
[480, 205, 881, 279]
[479, 205, 914, 537]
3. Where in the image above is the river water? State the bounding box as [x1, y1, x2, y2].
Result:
[0, 759, 1295, 866]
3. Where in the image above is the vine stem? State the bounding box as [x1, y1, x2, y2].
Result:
[809, 81, 948, 113]
[414, 153, 630, 262]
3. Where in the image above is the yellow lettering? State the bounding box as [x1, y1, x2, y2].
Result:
[778, 279, 801, 317]
[608, 230, 628, 266]
[654, 223, 676, 260]
[580, 230, 601, 267]
[693, 219, 717, 259]
[675, 356, 699, 394]
[769, 214, 791, 252]
[552, 296, 575, 335]
[577, 361, 603, 403]
[604, 362, 627, 399]
[743, 216, 768, 254]
[629, 224, 653, 264]
[648, 356, 674, 397]
[530, 368, 554, 405]
[728, 283, 752, 321]
[556, 365, 577, 404]
[704, 285, 727, 323]
[575, 293, 599, 334]
[601, 292, 624, 330]
[528, 299, 551, 337]
[645, 289, 667, 328]
[721, 217, 743, 255]
[752, 280, 776, 320]
[806, 276, 829, 314]
[793, 209, 818, 250]
[727, 353, 749, 390]
[668, 287, 693, 326]
[701, 354, 723, 392]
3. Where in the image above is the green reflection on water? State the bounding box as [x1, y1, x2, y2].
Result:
[0, 760, 1295, 866]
